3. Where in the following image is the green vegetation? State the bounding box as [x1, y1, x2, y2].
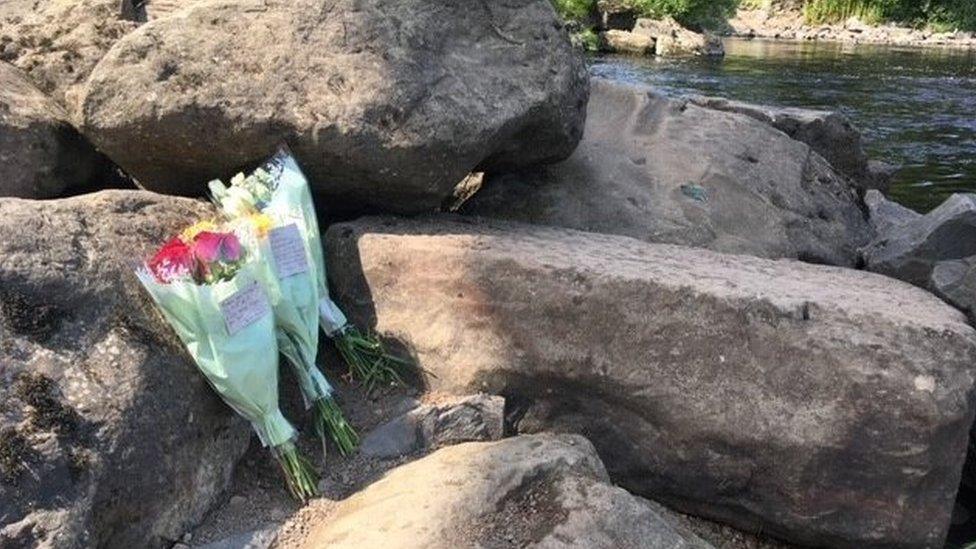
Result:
[551, 0, 739, 30]
[792, 0, 976, 31]
[575, 28, 601, 51]
[553, 0, 597, 21]
[551, 0, 976, 43]
[802, 0, 887, 25]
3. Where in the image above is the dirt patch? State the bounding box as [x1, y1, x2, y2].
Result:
[191, 379, 426, 547]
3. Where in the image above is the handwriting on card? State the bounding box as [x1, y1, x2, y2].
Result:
[220, 282, 271, 336]
[269, 223, 308, 279]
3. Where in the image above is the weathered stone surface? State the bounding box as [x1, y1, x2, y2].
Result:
[302, 434, 712, 549]
[863, 193, 976, 287]
[0, 190, 250, 548]
[866, 160, 898, 193]
[196, 527, 277, 549]
[633, 17, 724, 56]
[864, 189, 921, 236]
[462, 79, 871, 267]
[326, 215, 976, 548]
[0, 62, 101, 198]
[0, 0, 137, 109]
[361, 394, 505, 459]
[599, 30, 656, 55]
[930, 256, 976, 321]
[79, 0, 588, 214]
[688, 95, 873, 187]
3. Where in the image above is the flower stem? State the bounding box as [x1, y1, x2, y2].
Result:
[313, 396, 359, 456]
[272, 440, 318, 502]
[333, 326, 410, 393]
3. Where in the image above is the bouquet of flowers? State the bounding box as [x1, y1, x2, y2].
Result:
[137, 223, 318, 501]
[209, 147, 407, 393]
[231, 210, 359, 455]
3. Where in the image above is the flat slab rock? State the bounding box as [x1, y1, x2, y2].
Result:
[461, 78, 871, 267]
[326, 215, 976, 548]
[301, 434, 712, 548]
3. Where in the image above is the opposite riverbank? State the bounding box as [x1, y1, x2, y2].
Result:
[729, 6, 976, 48]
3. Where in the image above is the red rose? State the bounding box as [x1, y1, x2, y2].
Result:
[148, 237, 196, 283]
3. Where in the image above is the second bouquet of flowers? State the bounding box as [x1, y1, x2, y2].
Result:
[231, 209, 359, 455]
[209, 147, 408, 393]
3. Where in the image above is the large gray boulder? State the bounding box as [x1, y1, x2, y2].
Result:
[863, 193, 976, 287]
[0, 191, 250, 548]
[688, 95, 875, 188]
[0, 62, 101, 198]
[79, 0, 588, 214]
[301, 434, 712, 549]
[462, 79, 871, 267]
[326, 215, 976, 548]
[0, 0, 138, 109]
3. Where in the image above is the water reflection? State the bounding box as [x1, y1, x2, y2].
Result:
[591, 38, 976, 212]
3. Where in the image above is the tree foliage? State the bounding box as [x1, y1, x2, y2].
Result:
[551, 0, 739, 29]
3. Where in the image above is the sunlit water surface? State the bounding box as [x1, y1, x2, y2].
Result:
[591, 38, 976, 212]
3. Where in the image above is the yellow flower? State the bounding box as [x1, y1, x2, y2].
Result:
[181, 219, 219, 241]
[247, 213, 273, 237]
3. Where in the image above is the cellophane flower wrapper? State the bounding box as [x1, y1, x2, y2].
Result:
[137, 257, 318, 500]
[232, 211, 358, 454]
[137, 261, 294, 447]
[210, 146, 407, 392]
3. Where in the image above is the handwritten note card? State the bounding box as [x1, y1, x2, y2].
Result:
[269, 224, 309, 279]
[220, 282, 271, 336]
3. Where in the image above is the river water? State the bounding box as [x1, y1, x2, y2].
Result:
[591, 38, 976, 212]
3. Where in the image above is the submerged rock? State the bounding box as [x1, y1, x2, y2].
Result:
[0, 63, 101, 198]
[302, 434, 712, 548]
[326, 215, 976, 548]
[0, 191, 250, 548]
[863, 193, 976, 286]
[79, 0, 588, 214]
[462, 79, 871, 267]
